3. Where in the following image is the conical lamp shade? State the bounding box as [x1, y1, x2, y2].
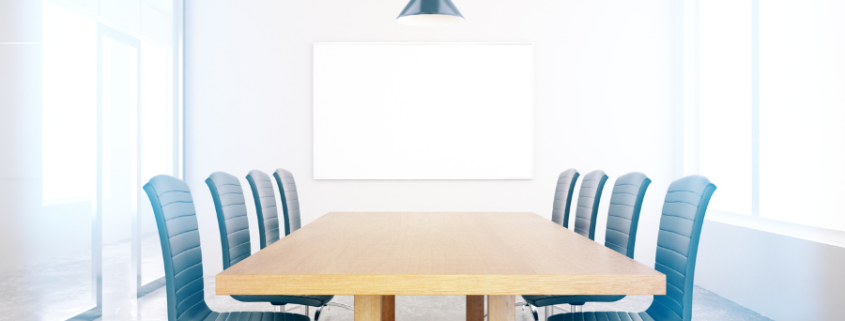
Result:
[396, 0, 465, 26]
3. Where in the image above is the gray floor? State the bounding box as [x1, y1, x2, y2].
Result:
[105, 277, 772, 321]
[0, 234, 771, 321]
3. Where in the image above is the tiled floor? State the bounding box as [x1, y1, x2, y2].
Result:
[0, 235, 772, 321]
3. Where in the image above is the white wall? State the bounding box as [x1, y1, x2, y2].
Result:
[697, 220, 845, 320]
[186, 0, 682, 274]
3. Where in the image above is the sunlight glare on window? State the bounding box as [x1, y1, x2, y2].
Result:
[698, 0, 753, 216]
[41, 1, 97, 206]
[759, 0, 845, 230]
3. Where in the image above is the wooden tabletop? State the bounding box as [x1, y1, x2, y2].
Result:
[216, 212, 665, 296]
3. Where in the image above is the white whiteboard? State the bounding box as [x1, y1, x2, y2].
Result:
[313, 43, 534, 179]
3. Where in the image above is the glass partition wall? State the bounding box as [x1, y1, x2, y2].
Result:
[31, 0, 185, 320]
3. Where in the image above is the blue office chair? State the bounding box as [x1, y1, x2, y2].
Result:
[205, 172, 334, 319]
[143, 174, 310, 321]
[247, 170, 354, 312]
[521, 172, 652, 320]
[551, 169, 580, 228]
[548, 175, 717, 321]
[273, 168, 301, 236]
[246, 170, 282, 249]
[572, 170, 609, 240]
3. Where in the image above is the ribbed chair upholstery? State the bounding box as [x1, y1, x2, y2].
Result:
[521, 172, 652, 317]
[572, 170, 609, 240]
[205, 172, 333, 308]
[206, 172, 251, 269]
[551, 169, 580, 228]
[547, 175, 717, 321]
[603, 172, 651, 258]
[273, 168, 301, 236]
[246, 170, 282, 249]
[143, 174, 310, 321]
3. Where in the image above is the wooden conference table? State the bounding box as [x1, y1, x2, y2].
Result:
[216, 212, 665, 321]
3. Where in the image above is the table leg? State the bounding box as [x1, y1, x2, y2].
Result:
[381, 295, 395, 321]
[355, 295, 394, 321]
[488, 295, 515, 321]
[466, 295, 485, 321]
[354, 295, 382, 321]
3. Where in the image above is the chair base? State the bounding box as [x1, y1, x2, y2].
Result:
[523, 303, 575, 321]
[327, 302, 355, 311]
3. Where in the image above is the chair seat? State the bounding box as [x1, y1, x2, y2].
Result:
[204, 311, 311, 321]
[231, 295, 334, 307]
[547, 311, 654, 321]
[521, 295, 625, 307]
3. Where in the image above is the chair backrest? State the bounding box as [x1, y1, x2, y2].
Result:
[551, 169, 580, 228]
[572, 170, 609, 240]
[646, 175, 717, 321]
[205, 172, 252, 270]
[143, 175, 213, 321]
[273, 168, 301, 236]
[246, 170, 281, 249]
[604, 172, 651, 258]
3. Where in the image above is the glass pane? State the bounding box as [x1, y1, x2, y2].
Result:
[138, 0, 176, 286]
[6, 1, 182, 320]
[41, 2, 97, 206]
[100, 35, 140, 320]
[759, 0, 845, 229]
[140, 41, 171, 284]
[31, 2, 98, 320]
[698, 0, 753, 215]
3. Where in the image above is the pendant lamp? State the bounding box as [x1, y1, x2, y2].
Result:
[396, 0, 465, 26]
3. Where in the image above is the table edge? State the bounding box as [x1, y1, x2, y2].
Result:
[215, 273, 666, 296]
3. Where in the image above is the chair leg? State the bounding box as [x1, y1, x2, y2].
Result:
[285, 305, 303, 312]
[544, 306, 551, 321]
[515, 300, 529, 316]
[314, 306, 324, 321]
[551, 305, 569, 313]
[529, 305, 539, 321]
[327, 302, 355, 311]
[304, 306, 310, 317]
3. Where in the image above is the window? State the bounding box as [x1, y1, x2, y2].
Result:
[42, 1, 181, 206]
[39, 1, 184, 319]
[688, 0, 845, 232]
[697, 0, 753, 216]
[758, 0, 845, 229]
[41, 1, 97, 206]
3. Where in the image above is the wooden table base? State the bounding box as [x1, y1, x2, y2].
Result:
[488, 295, 515, 321]
[354, 295, 394, 321]
[356, 295, 507, 321]
[466, 295, 485, 321]
[381, 295, 395, 321]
